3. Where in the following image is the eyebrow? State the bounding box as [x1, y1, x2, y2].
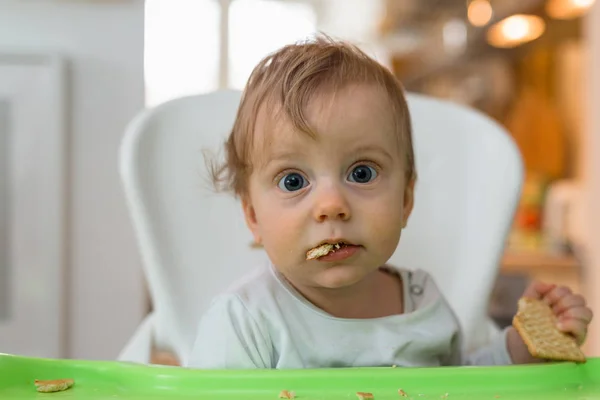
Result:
[261, 144, 395, 167]
[260, 148, 306, 168]
[348, 144, 395, 162]
[268, 148, 303, 160]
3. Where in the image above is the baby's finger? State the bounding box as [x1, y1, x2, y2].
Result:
[557, 318, 588, 345]
[543, 285, 572, 307]
[560, 306, 594, 324]
[522, 281, 556, 300]
[553, 294, 586, 315]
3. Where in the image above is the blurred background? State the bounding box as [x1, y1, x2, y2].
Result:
[1, 0, 599, 361]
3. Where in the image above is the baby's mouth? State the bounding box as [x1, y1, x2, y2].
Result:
[305, 241, 355, 260]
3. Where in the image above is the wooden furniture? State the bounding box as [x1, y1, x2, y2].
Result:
[501, 250, 581, 294]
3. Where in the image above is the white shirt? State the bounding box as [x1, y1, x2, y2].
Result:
[187, 264, 512, 369]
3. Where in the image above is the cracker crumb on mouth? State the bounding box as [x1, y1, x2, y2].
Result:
[306, 243, 335, 260]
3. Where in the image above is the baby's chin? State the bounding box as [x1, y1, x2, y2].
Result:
[303, 263, 380, 290]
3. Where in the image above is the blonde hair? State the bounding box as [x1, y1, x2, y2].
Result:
[211, 35, 415, 197]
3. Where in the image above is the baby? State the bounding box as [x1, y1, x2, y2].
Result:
[187, 36, 592, 369]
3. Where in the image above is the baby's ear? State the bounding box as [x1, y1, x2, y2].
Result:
[242, 196, 262, 245]
[402, 177, 416, 228]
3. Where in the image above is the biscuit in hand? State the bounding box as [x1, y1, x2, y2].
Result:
[513, 297, 586, 363]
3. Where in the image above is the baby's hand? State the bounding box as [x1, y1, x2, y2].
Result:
[522, 281, 593, 344]
[507, 281, 593, 364]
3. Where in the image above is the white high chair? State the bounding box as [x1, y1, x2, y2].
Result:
[118, 90, 523, 365]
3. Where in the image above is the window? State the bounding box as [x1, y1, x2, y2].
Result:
[144, 0, 220, 107]
[228, 0, 317, 89]
[144, 0, 317, 106]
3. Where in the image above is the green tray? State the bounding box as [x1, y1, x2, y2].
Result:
[1, 353, 599, 399]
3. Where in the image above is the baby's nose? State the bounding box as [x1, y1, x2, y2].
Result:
[313, 185, 351, 222]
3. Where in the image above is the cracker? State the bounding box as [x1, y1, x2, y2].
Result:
[357, 393, 374, 400]
[306, 244, 334, 260]
[34, 378, 74, 393]
[512, 297, 586, 363]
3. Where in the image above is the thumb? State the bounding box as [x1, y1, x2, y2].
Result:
[522, 281, 556, 300]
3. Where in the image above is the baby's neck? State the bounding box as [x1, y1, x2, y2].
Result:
[297, 268, 404, 319]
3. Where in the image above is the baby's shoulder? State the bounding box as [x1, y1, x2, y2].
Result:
[213, 264, 286, 308]
[384, 265, 446, 304]
[385, 265, 437, 285]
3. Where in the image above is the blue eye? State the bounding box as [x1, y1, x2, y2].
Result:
[278, 173, 308, 192]
[348, 165, 377, 184]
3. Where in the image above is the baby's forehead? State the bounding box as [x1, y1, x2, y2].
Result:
[247, 84, 400, 164]
[251, 108, 307, 160]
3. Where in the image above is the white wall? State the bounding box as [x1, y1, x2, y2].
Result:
[583, 2, 600, 356]
[0, 1, 146, 359]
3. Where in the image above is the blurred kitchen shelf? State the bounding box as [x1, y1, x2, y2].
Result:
[383, 1, 582, 89]
[500, 249, 581, 294]
[501, 250, 580, 273]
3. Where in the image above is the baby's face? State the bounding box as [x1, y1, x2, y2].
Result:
[243, 83, 414, 291]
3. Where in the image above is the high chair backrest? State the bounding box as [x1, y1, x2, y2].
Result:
[119, 90, 523, 365]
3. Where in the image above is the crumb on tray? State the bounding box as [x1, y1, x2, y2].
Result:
[279, 390, 295, 399]
[34, 379, 74, 393]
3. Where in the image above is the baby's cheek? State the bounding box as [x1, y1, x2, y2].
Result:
[260, 213, 303, 262]
[365, 202, 404, 252]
